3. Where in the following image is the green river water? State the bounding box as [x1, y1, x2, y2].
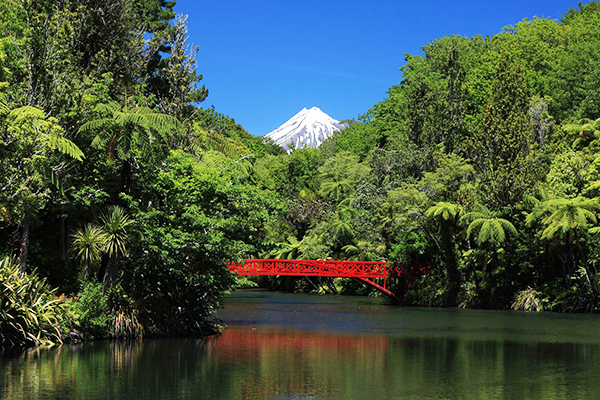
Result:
[2, 289, 600, 399]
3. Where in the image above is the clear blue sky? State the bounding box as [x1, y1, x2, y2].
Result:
[174, 0, 584, 136]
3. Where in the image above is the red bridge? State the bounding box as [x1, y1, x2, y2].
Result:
[227, 259, 427, 300]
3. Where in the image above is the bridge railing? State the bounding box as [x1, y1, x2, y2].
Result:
[228, 259, 427, 279]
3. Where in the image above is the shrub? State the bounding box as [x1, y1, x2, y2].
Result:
[511, 287, 544, 312]
[0, 257, 72, 349]
[72, 280, 111, 339]
[107, 284, 143, 339]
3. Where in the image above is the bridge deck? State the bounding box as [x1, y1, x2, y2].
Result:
[228, 259, 427, 300]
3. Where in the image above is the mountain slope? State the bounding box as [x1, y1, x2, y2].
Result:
[266, 107, 344, 152]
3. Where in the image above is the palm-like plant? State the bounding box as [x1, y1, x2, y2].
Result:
[319, 179, 354, 203]
[191, 126, 249, 157]
[4, 106, 84, 271]
[79, 101, 180, 190]
[271, 236, 302, 259]
[342, 241, 384, 261]
[426, 202, 463, 306]
[331, 218, 354, 245]
[330, 199, 357, 246]
[461, 205, 517, 248]
[526, 197, 600, 305]
[460, 204, 517, 302]
[426, 202, 463, 223]
[71, 224, 107, 280]
[101, 206, 133, 288]
[8, 106, 85, 162]
[526, 197, 599, 240]
[377, 195, 402, 239]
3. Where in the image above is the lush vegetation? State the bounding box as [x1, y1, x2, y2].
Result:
[255, 2, 600, 312]
[2, 0, 600, 349]
[0, 0, 281, 348]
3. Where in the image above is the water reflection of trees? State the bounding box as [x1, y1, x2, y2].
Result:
[2, 331, 600, 399]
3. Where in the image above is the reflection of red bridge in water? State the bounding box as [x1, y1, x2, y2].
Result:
[227, 259, 427, 300]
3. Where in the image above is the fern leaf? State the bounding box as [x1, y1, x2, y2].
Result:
[47, 135, 84, 161]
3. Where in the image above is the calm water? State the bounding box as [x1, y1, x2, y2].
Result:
[3, 290, 600, 399]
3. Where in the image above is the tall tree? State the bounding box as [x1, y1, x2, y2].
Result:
[526, 197, 600, 305]
[426, 202, 463, 306]
[1, 106, 83, 271]
[79, 101, 180, 191]
[461, 205, 517, 304]
[467, 53, 539, 208]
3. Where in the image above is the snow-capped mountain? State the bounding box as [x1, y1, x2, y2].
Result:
[266, 107, 344, 152]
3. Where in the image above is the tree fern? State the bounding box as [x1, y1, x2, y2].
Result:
[79, 101, 181, 163]
[7, 105, 46, 121]
[526, 197, 600, 240]
[191, 126, 249, 157]
[426, 202, 463, 223]
[271, 236, 302, 259]
[461, 205, 516, 248]
[44, 134, 85, 161]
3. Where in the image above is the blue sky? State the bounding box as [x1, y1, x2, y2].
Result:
[174, 0, 583, 136]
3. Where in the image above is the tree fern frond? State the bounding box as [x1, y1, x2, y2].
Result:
[41, 165, 65, 196]
[497, 218, 517, 236]
[589, 227, 600, 235]
[79, 118, 116, 133]
[466, 219, 483, 239]
[45, 135, 85, 161]
[8, 105, 46, 122]
[0, 93, 9, 115]
[91, 133, 109, 149]
[584, 181, 600, 195]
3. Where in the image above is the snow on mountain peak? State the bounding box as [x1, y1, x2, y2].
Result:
[266, 107, 344, 152]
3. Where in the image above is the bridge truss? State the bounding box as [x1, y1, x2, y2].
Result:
[228, 259, 427, 300]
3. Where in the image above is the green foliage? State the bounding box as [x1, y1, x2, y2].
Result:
[5, 0, 600, 352]
[72, 280, 110, 340]
[0, 0, 292, 349]
[271, 236, 302, 259]
[100, 206, 133, 259]
[81, 101, 180, 164]
[71, 223, 107, 280]
[511, 287, 544, 312]
[526, 197, 599, 240]
[0, 257, 72, 348]
[426, 202, 462, 223]
[426, 202, 463, 305]
[1, 104, 84, 225]
[108, 283, 143, 339]
[462, 205, 517, 248]
[545, 150, 588, 198]
[125, 150, 280, 336]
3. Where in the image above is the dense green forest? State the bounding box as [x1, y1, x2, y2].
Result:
[2, 0, 600, 349]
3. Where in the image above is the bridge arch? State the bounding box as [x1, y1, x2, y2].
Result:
[228, 259, 427, 300]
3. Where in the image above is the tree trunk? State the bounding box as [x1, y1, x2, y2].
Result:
[61, 217, 66, 259]
[83, 258, 90, 281]
[103, 257, 118, 292]
[442, 233, 460, 307]
[20, 223, 30, 272]
[578, 241, 598, 311]
[120, 159, 132, 193]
